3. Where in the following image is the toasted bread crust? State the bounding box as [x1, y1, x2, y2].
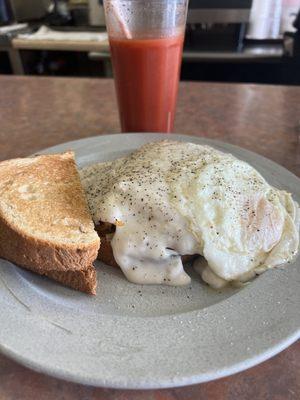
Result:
[0, 214, 98, 294]
[45, 266, 97, 295]
[0, 211, 99, 271]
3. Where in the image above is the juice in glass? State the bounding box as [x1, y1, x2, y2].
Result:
[104, 0, 188, 133]
[110, 35, 184, 132]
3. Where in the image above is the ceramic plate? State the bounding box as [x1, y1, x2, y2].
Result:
[0, 133, 299, 389]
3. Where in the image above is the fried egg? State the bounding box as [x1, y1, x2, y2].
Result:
[81, 141, 299, 288]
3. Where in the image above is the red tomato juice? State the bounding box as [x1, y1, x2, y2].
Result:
[109, 35, 184, 133]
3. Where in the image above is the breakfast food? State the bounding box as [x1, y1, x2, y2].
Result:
[0, 152, 100, 294]
[81, 140, 299, 288]
[0, 141, 298, 294]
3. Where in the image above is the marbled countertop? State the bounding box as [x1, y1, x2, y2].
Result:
[0, 76, 299, 400]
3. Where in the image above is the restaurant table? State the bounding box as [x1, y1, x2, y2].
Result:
[0, 76, 299, 400]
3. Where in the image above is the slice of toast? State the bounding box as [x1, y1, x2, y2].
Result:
[0, 152, 100, 294]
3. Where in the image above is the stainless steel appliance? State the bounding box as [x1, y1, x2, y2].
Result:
[186, 0, 253, 51]
[188, 0, 252, 24]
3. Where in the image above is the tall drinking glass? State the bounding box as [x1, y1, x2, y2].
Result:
[103, 0, 189, 133]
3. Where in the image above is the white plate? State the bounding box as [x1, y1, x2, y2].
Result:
[0, 133, 299, 389]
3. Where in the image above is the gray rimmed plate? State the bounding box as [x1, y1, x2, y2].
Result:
[0, 133, 299, 389]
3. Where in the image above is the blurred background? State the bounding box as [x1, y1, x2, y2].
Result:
[0, 0, 299, 84]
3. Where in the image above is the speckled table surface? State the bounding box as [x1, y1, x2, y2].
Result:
[0, 76, 299, 400]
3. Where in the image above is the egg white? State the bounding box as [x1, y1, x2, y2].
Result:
[168, 143, 299, 287]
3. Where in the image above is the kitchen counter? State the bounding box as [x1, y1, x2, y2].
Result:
[0, 76, 299, 400]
